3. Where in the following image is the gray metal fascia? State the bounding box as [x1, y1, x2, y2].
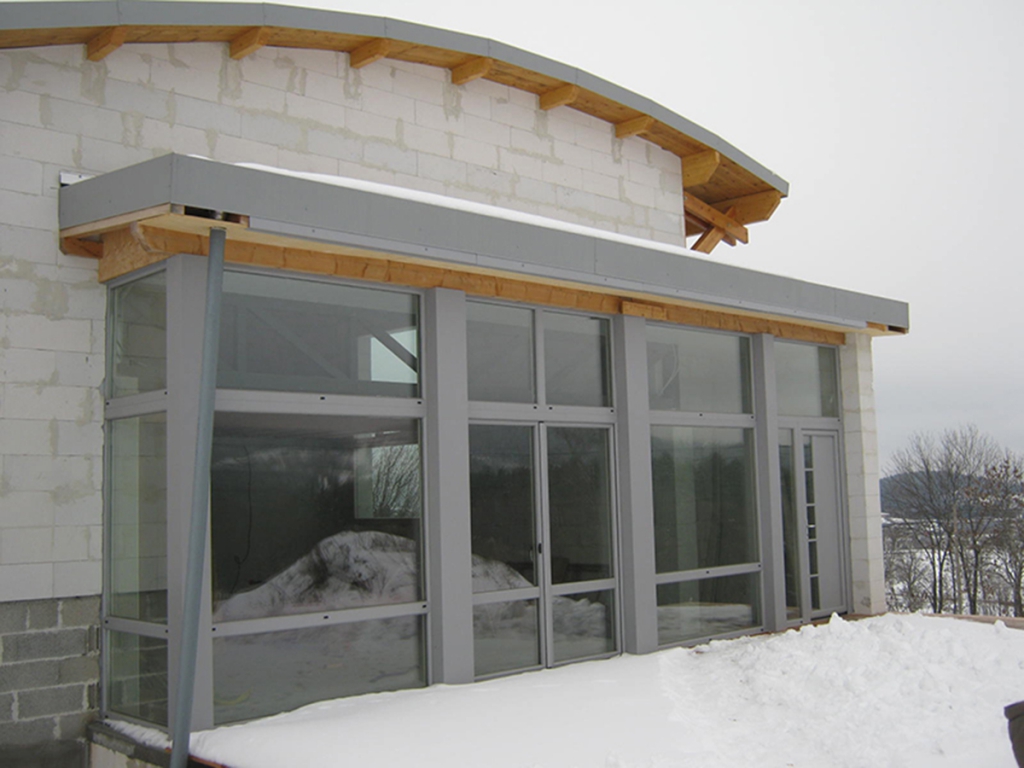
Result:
[58, 155, 907, 329]
[0, 0, 788, 195]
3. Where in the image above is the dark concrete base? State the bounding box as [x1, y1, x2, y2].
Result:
[0, 740, 86, 768]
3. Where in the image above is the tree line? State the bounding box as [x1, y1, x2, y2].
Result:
[883, 425, 1024, 617]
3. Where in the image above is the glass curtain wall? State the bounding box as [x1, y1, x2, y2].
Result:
[647, 326, 762, 645]
[467, 301, 617, 678]
[104, 269, 170, 726]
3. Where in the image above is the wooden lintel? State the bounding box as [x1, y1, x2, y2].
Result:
[86, 26, 127, 61]
[615, 115, 654, 139]
[230, 27, 272, 60]
[539, 83, 579, 111]
[712, 190, 784, 225]
[349, 38, 392, 69]
[59, 204, 172, 239]
[451, 56, 493, 85]
[683, 193, 748, 244]
[60, 236, 102, 260]
[681, 150, 722, 188]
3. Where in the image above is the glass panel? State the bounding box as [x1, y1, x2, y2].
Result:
[109, 271, 167, 398]
[811, 577, 821, 611]
[651, 427, 758, 573]
[547, 428, 613, 584]
[469, 425, 536, 591]
[656, 573, 761, 645]
[213, 616, 425, 724]
[778, 429, 801, 622]
[552, 589, 616, 663]
[467, 302, 534, 403]
[544, 313, 611, 407]
[218, 272, 419, 397]
[473, 599, 541, 677]
[211, 414, 422, 621]
[647, 326, 751, 414]
[775, 342, 839, 417]
[107, 631, 167, 726]
[109, 414, 167, 623]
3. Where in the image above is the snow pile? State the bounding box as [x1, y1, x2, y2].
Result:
[187, 613, 1024, 768]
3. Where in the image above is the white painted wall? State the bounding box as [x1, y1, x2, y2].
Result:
[0, 41, 686, 603]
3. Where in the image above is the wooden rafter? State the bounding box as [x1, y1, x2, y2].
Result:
[350, 38, 391, 69]
[684, 193, 748, 245]
[615, 115, 654, 139]
[451, 56, 493, 85]
[681, 150, 721, 188]
[539, 83, 579, 111]
[230, 27, 272, 60]
[86, 26, 127, 61]
[712, 190, 784, 225]
[691, 206, 737, 254]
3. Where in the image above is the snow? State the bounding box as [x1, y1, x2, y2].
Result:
[166, 613, 1024, 768]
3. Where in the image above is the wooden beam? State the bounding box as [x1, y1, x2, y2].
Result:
[59, 203, 172, 239]
[349, 38, 392, 69]
[86, 26, 127, 61]
[712, 190, 784, 225]
[681, 150, 721, 188]
[230, 27, 272, 60]
[683, 193, 748, 244]
[450, 56, 493, 85]
[60, 236, 102, 260]
[539, 83, 579, 111]
[615, 115, 654, 139]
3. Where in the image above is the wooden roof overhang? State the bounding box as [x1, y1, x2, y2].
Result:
[58, 155, 908, 340]
[1, 0, 788, 255]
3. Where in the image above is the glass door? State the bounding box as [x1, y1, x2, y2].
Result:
[469, 423, 618, 678]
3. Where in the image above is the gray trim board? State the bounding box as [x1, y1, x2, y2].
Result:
[1, 0, 788, 194]
[59, 155, 909, 330]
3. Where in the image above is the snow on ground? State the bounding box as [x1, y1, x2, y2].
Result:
[182, 613, 1023, 768]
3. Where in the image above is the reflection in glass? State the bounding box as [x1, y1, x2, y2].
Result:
[210, 414, 422, 621]
[110, 271, 167, 398]
[775, 342, 839, 417]
[473, 600, 540, 677]
[213, 617, 425, 724]
[552, 589, 616, 663]
[469, 425, 536, 590]
[651, 427, 757, 573]
[657, 573, 761, 645]
[107, 631, 168, 726]
[218, 272, 419, 397]
[547, 428, 613, 584]
[778, 429, 802, 621]
[109, 414, 167, 623]
[544, 313, 611, 407]
[467, 302, 534, 403]
[647, 326, 751, 413]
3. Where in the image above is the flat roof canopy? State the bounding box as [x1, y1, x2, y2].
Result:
[59, 154, 908, 338]
[2, 0, 787, 253]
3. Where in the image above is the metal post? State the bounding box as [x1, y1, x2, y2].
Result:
[170, 228, 226, 768]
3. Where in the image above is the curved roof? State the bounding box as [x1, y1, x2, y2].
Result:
[0, 0, 789, 245]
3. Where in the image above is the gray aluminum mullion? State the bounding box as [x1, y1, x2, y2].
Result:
[472, 586, 542, 606]
[102, 617, 170, 638]
[549, 577, 618, 597]
[423, 288, 474, 685]
[534, 308, 547, 407]
[752, 334, 785, 632]
[536, 424, 553, 668]
[778, 416, 842, 430]
[103, 391, 170, 419]
[214, 389, 426, 417]
[211, 602, 429, 638]
[648, 411, 757, 429]
[654, 562, 763, 586]
[468, 401, 544, 421]
[539, 405, 616, 424]
[611, 314, 657, 655]
[794, 427, 813, 622]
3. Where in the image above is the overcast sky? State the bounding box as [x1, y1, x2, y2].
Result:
[21, 0, 1024, 467]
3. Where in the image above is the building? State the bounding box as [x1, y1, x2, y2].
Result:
[0, 2, 908, 765]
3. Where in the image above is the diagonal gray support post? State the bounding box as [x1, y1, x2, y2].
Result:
[170, 228, 226, 768]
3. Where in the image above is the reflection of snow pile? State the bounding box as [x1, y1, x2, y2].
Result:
[657, 602, 754, 641]
[214, 531, 419, 621]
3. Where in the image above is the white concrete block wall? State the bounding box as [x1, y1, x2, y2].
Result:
[0, 40, 686, 604]
[840, 332, 886, 614]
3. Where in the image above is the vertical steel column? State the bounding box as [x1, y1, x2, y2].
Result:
[751, 334, 786, 632]
[423, 288, 474, 683]
[612, 314, 658, 654]
[170, 228, 225, 768]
